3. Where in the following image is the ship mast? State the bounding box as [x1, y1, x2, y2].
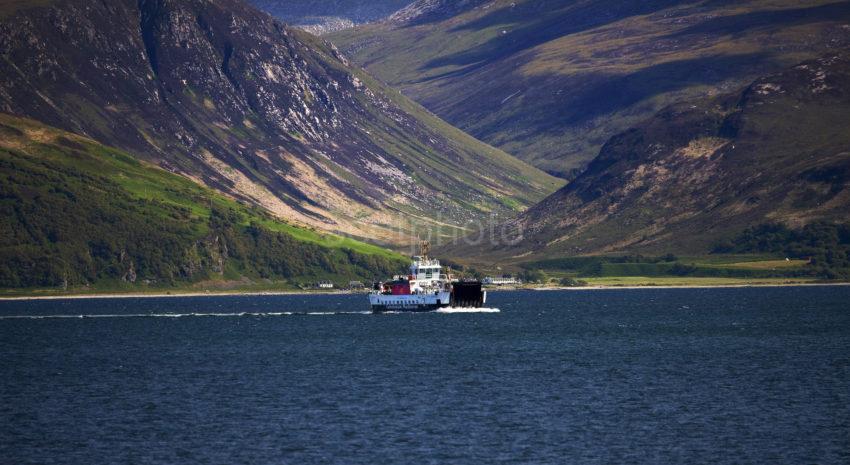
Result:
[420, 240, 430, 260]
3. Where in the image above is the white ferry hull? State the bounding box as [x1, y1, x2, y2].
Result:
[370, 292, 451, 313]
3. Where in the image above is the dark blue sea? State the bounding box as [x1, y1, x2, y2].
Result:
[2, 287, 849, 464]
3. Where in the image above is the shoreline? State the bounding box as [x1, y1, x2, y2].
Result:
[0, 289, 359, 301]
[1, 282, 848, 301]
[526, 282, 850, 291]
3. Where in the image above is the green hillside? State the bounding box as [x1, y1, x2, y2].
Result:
[0, 114, 406, 294]
[332, 0, 850, 178]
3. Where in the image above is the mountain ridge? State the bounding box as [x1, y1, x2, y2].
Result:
[0, 0, 561, 248]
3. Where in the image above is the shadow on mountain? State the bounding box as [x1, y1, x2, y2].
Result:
[466, 52, 774, 144]
[547, 52, 774, 127]
[669, 0, 850, 37]
[423, 0, 688, 73]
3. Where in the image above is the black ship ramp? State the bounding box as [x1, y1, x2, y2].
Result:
[451, 282, 484, 308]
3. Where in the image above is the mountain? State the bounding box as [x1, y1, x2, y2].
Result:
[445, 54, 850, 263]
[0, 114, 406, 291]
[0, 0, 561, 249]
[331, 0, 850, 178]
[248, 0, 410, 34]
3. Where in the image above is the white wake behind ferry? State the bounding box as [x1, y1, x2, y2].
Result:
[369, 243, 486, 313]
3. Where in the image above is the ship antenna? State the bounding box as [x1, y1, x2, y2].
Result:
[420, 240, 430, 260]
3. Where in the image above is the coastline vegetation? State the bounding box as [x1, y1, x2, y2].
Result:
[712, 223, 850, 280]
[519, 222, 850, 287]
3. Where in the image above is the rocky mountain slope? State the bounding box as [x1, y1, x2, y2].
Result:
[248, 0, 411, 34]
[385, 0, 488, 26]
[0, 114, 405, 290]
[446, 54, 850, 263]
[332, 0, 850, 178]
[0, 0, 561, 248]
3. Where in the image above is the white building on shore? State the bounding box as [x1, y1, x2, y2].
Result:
[483, 276, 521, 286]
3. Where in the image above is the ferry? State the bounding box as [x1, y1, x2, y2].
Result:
[369, 242, 486, 313]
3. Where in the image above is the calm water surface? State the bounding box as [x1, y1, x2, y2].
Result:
[2, 287, 849, 464]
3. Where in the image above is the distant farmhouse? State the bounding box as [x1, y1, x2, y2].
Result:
[483, 276, 521, 286]
[317, 281, 334, 289]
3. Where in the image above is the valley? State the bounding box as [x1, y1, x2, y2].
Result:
[332, 0, 850, 178]
[1, 0, 848, 293]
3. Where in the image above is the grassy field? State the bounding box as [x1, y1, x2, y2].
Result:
[511, 253, 843, 288]
[704, 259, 810, 270]
[580, 276, 821, 288]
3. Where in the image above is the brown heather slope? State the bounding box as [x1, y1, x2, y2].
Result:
[0, 0, 561, 247]
[443, 54, 850, 264]
[332, 0, 850, 178]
